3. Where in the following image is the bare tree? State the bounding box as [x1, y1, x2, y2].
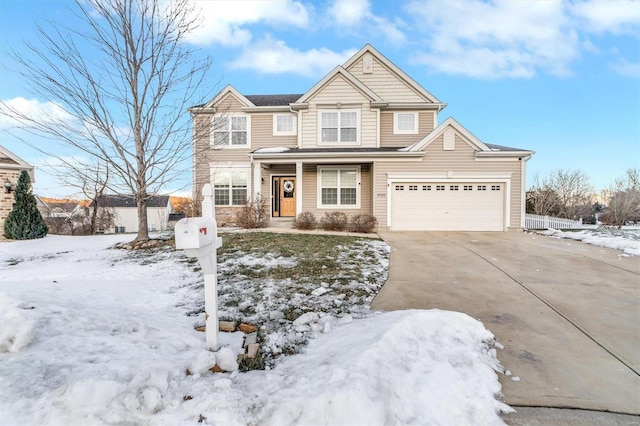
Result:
[526, 173, 560, 216]
[547, 169, 594, 219]
[601, 169, 640, 227]
[0, 0, 211, 241]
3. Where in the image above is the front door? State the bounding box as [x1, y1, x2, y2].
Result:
[272, 176, 296, 217]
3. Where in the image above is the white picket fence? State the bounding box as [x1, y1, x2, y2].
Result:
[525, 214, 584, 230]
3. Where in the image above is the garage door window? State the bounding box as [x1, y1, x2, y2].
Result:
[319, 167, 360, 208]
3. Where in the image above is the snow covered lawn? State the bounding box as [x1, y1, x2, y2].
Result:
[0, 233, 511, 425]
[538, 227, 640, 256]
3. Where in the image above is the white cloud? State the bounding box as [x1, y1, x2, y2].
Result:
[610, 58, 640, 77]
[405, 0, 579, 79]
[228, 38, 357, 77]
[328, 0, 370, 26]
[184, 0, 311, 47]
[570, 0, 640, 35]
[0, 97, 76, 130]
[327, 0, 406, 45]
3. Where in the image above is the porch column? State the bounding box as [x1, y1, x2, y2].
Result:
[296, 161, 303, 215]
[252, 161, 261, 199]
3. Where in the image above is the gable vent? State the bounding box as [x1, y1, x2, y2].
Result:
[443, 129, 455, 151]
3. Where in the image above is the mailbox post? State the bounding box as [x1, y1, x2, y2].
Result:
[175, 184, 222, 350]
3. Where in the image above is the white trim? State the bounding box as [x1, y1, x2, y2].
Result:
[376, 109, 380, 148]
[317, 108, 361, 146]
[252, 162, 261, 199]
[296, 162, 303, 215]
[210, 165, 252, 206]
[393, 112, 419, 134]
[210, 113, 251, 149]
[520, 158, 526, 229]
[272, 113, 297, 136]
[341, 44, 442, 104]
[297, 66, 385, 104]
[317, 165, 361, 209]
[204, 84, 254, 109]
[269, 173, 297, 219]
[409, 117, 490, 152]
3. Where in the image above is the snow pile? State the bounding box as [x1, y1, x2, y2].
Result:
[1, 235, 511, 425]
[0, 294, 36, 353]
[248, 310, 511, 425]
[540, 228, 640, 256]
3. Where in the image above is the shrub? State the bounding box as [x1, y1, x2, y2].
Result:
[320, 211, 348, 231]
[4, 170, 48, 240]
[235, 194, 269, 229]
[293, 212, 317, 230]
[350, 214, 377, 233]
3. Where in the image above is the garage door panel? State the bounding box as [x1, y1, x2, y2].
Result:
[391, 182, 504, 231]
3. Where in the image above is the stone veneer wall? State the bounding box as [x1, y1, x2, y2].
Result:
[0, 170, 20, 232]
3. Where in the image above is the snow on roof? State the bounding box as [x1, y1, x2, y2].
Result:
[253, 147, 291, 153]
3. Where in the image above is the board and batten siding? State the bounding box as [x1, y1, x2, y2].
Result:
[346, 56, 426, 103]
[373, 134, 523, 229]
[301, 75, 378, 148]
[301, 164, 373, 217]
[379, 111, 435, 148]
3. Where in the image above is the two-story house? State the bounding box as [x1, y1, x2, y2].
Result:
[190, 44, 534, 231]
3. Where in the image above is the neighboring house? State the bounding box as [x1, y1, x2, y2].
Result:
[190, 44, 534, 231]
[91, 194, 170, 233]
[37, 197, 90, 235]
[0, 145, 35, 231]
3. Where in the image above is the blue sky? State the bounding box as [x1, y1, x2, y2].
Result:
[0, 0, 639, 198]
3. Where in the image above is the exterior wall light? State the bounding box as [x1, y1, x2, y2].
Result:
[4, 179, 13, 193]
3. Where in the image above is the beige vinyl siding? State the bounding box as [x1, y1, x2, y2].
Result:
[380, 111, 435, 148]
[301, 163, 373, 217]
[373, 134, 523, 229]
[301, 75, 377, 148]
[215, 93, 245, 113]
[346, 56, 426, 103]
[251, 114, 297, 150]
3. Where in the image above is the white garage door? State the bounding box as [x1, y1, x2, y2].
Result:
[390, 182, 505, 231]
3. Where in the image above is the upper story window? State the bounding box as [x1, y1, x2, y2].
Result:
[319, 109, 359, 144]
[211, 115, 250, 147]
[273, 114, 296, 136]
[393, 112, 418, 134]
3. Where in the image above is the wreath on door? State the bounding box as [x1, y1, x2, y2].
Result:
[283, 180, 294, 193]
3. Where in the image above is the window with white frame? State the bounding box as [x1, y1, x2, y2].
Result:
[393, 112, 418, 134]
[273, 114, 296, 136]
[318, 166, 360, 208]
[319, 110, 359, 144]
[211, 115, 250, 147]
[213, 169, 249, 206]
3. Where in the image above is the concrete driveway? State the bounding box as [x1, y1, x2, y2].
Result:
[371, 231, 640, 416]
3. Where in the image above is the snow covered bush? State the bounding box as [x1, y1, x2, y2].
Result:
[293, 212, 317, 230]
[350, 214, 377, 233]
[320, 211, 348, 231]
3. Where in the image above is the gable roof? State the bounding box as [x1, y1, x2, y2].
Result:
[407, 117, 533, 157]
[295, 66, 386, 105]
[0, 145, 33, 169]
[202, 84, 255, 109]
[342, 44, 442, 104]
[91, 194, 170, 208]
[245, 94, 302, 106]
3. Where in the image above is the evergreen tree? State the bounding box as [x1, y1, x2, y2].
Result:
[4, 170, 48, 239]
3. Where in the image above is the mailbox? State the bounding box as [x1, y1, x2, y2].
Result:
[175, 217, 217, 250]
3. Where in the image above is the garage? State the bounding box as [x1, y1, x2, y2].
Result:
[390, 182, 506, 231]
